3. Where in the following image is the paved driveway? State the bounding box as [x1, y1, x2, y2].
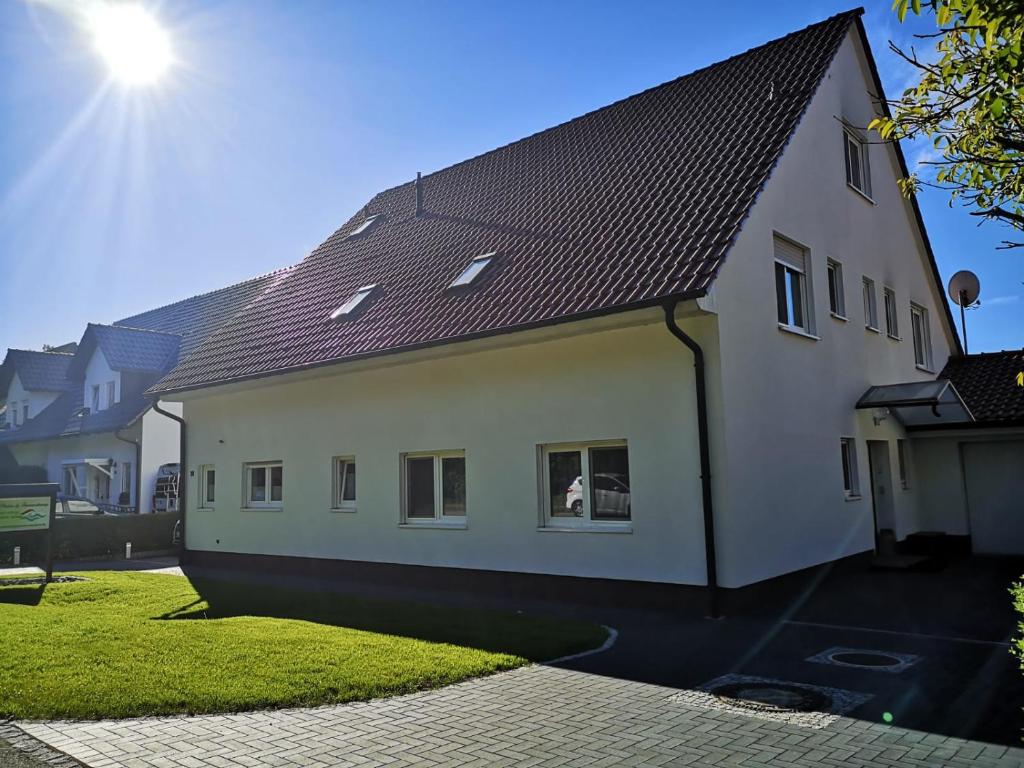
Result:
[18, 664, 1024, 768]
[8, 554, 1024, 767]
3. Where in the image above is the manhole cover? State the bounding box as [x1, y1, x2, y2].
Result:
[807, 646, 921, 674]
[709, 681, 832, 713]
[830, 651, 902, 668]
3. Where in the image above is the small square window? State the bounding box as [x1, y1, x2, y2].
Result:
[200, 465, 216, 508]
[844, 129, 872, 198]
[245, 462, 283, 509]
[827, 259, 846, 318]
[541, 441, 631, 527]
[402, 451, 466, 524]
[332, 457, 357, 511]
[862, 277, 879, 331]
[883, 287, 899, 339]
[450, 253, 495, 288]
[330, 285, 375, 320]
[840, 438, 860, 498]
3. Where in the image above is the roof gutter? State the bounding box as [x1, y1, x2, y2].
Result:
[663, 301, 720, 618]
[151, 400, 187, 563]
[113, 427, 142, 514]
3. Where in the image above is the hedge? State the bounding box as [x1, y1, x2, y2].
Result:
[0, 512, 180, 565]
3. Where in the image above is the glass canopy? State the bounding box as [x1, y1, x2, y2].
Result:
[856, 379, 973, 428]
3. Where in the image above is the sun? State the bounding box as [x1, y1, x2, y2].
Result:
[88, 4, 172, 86]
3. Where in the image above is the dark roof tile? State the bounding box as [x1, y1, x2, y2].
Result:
[150, 9, 861, 395]
[942, 350, 1024, 426]
[0, 349, 75, 393]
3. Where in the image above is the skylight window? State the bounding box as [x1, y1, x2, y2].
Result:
[330, 285, 375, 320]
[450, 253, 495, 288]
[347, 215, 381, 239]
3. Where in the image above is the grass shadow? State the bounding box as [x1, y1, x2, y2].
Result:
[155, 576, 606, 662]
[0, 583, 45, 606]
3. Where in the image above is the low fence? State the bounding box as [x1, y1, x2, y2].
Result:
[0, 511, 180, 565]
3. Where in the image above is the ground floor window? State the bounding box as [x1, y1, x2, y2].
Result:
[245, 462, 282, 508]
[199, 464, 216, 507]
[332, 456, 356, 511]
[121, 462, 132, 504]
[401, 451, 465, 524]
[542, 441, 631, 526]
[840, 437, 859, 498]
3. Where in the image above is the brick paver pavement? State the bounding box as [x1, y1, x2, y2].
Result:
[16, 664, 1024, 768]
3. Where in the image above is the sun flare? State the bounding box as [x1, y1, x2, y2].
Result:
[88, 3, 172, 85]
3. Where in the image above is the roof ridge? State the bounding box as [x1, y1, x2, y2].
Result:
[90, 322, 183, 339]
[363, 7, 864, 208]
[113, 265, 296, 325]
[7, 348, 75, 357]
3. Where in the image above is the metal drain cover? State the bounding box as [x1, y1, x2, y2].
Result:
[710, 681, 832, 713]
[807, 646, 921, 674]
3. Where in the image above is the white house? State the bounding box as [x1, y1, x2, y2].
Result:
[0, 269, 291, 511]
[146, 9, 1021, 590]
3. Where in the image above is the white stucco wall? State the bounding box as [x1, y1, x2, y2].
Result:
[11, 432, 138, 502]
[4, 372, 60, 427]
[140, 403, 182, 514]
[82, 349, 121, 412]
[176, 314, 722, 585]
[706, 30, 960, 586]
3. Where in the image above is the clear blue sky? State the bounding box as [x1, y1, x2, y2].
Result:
[1, 0, 1019, 355]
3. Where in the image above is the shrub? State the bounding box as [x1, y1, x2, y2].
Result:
[0, 512, 180, 565]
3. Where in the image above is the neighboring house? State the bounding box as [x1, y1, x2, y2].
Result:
[0, 348, 77, 431]
[143, 9, 1016, 589]
[0, 269, 291, 511]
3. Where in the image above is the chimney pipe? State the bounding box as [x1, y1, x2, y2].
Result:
[415, 171, 423, 217]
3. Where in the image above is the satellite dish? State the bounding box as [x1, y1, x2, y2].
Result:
[948, 270, 981, 306]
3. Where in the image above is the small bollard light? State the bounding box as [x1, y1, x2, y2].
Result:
[125, 542, 132, 560]
[13, 546, 20, 566]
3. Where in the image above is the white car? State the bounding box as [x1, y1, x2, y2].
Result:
[565, 473, 630, 518]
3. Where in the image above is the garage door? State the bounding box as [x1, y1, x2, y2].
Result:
[964, 441, 1024, 555]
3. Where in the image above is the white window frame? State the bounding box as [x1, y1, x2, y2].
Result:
[843, 127, 872, 199]
[539, 440, 632, 531]
[331, 456, 357, 512]
[243, 461, 283, 510]
[862, 277, 879, 332]
[883, 286, 899, 339]
[450, 253, 495, 288]
[400, 450, 466, 526]
[826, 259, 846, 319]
[199, 464, 216, 509]
[896, 440, 909, 491]
[106, 380, 117, 408]
[330, 284, 376, 320]
[773, 235, 815, 337]
[840, 437, 860, 500]
[910, 303, 933, 371]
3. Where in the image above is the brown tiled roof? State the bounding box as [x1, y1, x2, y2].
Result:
[150, 10, 862, 395]
[942, 350, 1024, 426]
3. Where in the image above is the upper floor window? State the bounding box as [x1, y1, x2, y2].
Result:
[862, 277, 879, 331]
[91, 385, 100, 412]
[402, 451, 465, 525]
[910, 303, 933, 370]
[21, 403, 28, 423]
[773, 236, 813, 335]
[332, 456, 357, 512]
[245, 461, 282, 509]
[330, 285, 375, 320]
[843, 128, 872, 198]
[450, 253, 495, 288]
[347, 214, 381, 239]
[542, 441, 631, 528]
[106, 380, 116, 408]
[827, 259, 846, 318]
[883, 287, 899, 339]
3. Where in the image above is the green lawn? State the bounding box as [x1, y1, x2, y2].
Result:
[0, 572, 606, 720]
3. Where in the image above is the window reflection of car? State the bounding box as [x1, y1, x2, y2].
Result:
[565, 473, 630, 517]
[56, 494, 103, 517]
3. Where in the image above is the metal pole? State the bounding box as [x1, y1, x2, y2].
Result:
[959, 290, 968, 354]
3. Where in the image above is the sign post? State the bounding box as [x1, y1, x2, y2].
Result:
[0, 483, 58, 583]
